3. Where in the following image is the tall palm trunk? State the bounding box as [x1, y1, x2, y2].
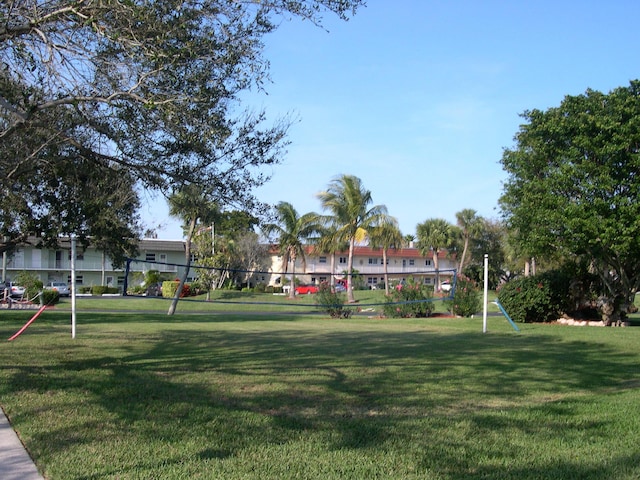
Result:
[458, 237, 469, 274]
[347, 237, 356, 303]
[288, 250, 297, 300]
[383, 247, 390, 295]
[434, 249, 441, 292]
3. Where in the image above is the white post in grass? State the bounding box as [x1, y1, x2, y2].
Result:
[483, 253, 489, 333]
[71, 235, 77, 339]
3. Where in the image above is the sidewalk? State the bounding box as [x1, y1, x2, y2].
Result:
[0, 408, 45, 479]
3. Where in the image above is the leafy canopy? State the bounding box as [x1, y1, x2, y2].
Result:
[0, 0, 364, 255]
[499, 81, 640, 318]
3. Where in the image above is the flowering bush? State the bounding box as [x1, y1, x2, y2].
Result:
[497, 275, 557, 323]
[444, 275, 481, 317]
[383, 277, 433, 318]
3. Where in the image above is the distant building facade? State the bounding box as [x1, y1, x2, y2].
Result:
[3, 238, 455, 291]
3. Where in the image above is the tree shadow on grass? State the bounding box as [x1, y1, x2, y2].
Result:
[2, 324, 640, 479]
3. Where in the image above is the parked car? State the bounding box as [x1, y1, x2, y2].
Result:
[145, 282, 163, 297]
[334, 283, 346, 292]
[440, 281, 452, 292]
[3, 281, 26, 299]
[295, 284, 319, 295]
[45, 282, 70, 297]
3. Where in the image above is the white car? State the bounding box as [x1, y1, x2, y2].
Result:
[4, 282, 26, 299]
[440, 281, 452, 292]
[46, 282, 71, 297]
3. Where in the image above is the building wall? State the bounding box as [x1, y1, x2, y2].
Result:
[264, 247, 457, 289]
[3, 239, 456, 291]
[3, 238, 187, 291]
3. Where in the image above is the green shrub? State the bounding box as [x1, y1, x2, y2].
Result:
[315, 283, 352, 318]
[79, 286, 92, 294]
[497, 276, 559, 323]
[162, 280, 192, 298]
[40, 289, 60, 306]
[444, 275, 482, 317]
[254, 283, 266, 293]
[14, 271, 43, 301]
[383, 277, 433, 318]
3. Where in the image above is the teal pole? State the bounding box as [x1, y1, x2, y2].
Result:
[493, 300, 521, 332]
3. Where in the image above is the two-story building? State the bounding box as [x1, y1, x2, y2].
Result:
[2, 238, 455, 292]
[2, 237, 188, 291]
[266, 245, 456, 290]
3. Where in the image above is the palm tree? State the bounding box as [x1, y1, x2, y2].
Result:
[368, 219, 403, 295]
[416, 218, 454, 291]
[455, 208, 482, 274]
[263, 202, 322, 300]
[166, 184, 219, 315]
[316, 174, 389, 303]
[314, 224, 349, 289]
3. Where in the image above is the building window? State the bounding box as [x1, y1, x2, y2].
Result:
[339, 257, 347, 264]
[367, 277, 378, 285]
[368, 258, 378, 265]
[319, 256, 327, 264]
[117, 276, 125, 285]
[425, 259, 432, 266]
[68, 275, 83, 284]
[319, 276, 327, 283]
[146, 253, 156, 262]
[409, 259, 415, 266]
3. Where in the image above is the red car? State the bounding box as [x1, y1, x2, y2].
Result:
[295, 284, 319, 295]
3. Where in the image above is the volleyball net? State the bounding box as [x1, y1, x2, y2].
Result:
[122, 257, 458, 309]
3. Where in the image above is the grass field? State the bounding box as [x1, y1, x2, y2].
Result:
[1, 294, 639, 479]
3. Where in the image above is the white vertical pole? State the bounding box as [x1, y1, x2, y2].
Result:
[70, 236, 77, 339]
[483, 253, 489, 333]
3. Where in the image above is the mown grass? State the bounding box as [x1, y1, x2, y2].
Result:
[1, 307, 639, 479]
[54, 288, 502, 315]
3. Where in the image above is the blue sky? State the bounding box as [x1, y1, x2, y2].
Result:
[146, 0, 640, 239]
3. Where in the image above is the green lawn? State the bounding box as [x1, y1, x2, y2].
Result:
[1, 305, 638, 479]
[52, 288, 502, 315]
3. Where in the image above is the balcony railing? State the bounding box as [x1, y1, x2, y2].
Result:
[6, 259, 177, 273]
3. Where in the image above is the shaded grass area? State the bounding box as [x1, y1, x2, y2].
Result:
[1, 310, 639, 479]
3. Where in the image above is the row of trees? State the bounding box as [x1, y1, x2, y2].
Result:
[263, 174, 517, 303]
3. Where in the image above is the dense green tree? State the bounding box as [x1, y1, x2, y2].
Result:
[316, 175, 390, 303]
[499, 81, 640, 324]
[416, 218, 455, 290]
[263, 202, 322, 300]
[0, 0, 364, 256]
[466, 218, 507, 289]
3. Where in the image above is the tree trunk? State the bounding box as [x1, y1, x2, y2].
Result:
[383, 247, 390, 295]
[168, 218, 196, 315]
[347, 238, 355, 303]
[434, 249, 440, 291]
[458, 237, 469, 274]
[288, 254, 296, 300]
